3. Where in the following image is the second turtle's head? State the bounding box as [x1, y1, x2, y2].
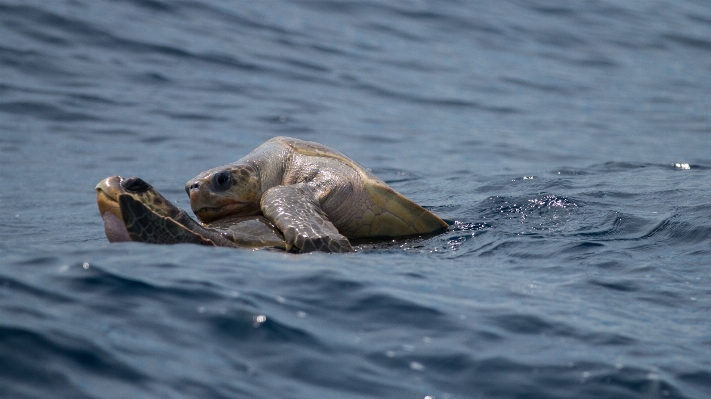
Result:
[95, 176, 176, 242]
[186, 163, 262, 223]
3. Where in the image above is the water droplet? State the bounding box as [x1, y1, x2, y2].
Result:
[82, 262, 90, 269]
[647, 373, 660, 381]
[409, 361, 425, 371]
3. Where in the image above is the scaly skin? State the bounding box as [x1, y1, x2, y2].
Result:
[119, 194, 218, 246]
[186, 137, 448, 253]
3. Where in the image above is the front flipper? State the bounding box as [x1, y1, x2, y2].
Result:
[119, 194, 217, 246]
[261, 185, 353, 253]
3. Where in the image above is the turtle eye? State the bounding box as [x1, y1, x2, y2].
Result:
[122, 177, 151, 193]
[213, 171, 232, 191]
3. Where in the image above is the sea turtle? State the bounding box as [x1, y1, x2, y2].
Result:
[96, 176, 288, 250]
[186, 136, 448, 253]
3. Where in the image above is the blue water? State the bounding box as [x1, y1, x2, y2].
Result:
[2, 1, 711, 398]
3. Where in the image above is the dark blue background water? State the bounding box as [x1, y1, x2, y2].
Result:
[1, 1, 711, 398]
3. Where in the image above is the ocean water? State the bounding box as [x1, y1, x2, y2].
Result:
[1, 0, 711, 398]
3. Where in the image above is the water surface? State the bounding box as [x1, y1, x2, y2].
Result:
[1, 1, 711, 398]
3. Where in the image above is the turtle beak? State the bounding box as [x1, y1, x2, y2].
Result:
[186, 176, 212, 214]
[95, 176, 124, 216]
[95, 176, 132, 242]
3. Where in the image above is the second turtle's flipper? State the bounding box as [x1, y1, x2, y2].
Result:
[119, 194, 217, 246]
[261, 185, 353, 253]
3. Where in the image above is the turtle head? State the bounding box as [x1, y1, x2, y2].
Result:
[96, 176, 180, 242]
[186, 163, 262, 223]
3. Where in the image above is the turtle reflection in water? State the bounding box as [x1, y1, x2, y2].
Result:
[97, 137, 448, 253]
[96, 176, 289, 251]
